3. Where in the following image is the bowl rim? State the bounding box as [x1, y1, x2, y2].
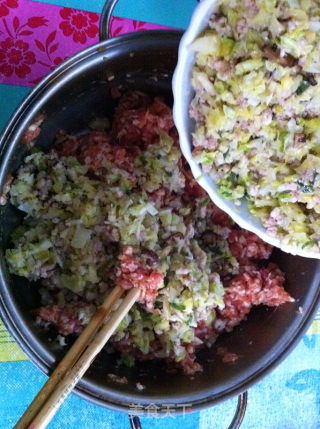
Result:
[172, 0, 320, 259]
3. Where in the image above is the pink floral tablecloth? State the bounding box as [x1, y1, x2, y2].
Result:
[0, 0, 173, 87]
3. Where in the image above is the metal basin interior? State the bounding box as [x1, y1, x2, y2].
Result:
[0, 31, 319, 413]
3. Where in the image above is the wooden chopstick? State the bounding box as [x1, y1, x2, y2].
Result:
[15, 285, 124, 429]
[28, 287, 140, 429]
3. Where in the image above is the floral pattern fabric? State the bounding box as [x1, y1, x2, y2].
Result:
[0, 0, 18, 18]
[59, 7, 98, 44]
[0, 37, 35, 78]
[0, 0, 174, 86]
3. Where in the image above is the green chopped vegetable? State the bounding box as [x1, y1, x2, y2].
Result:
[279, 131, 289, 153]
[235, 59, 263, 75]
[302, 239, 318, 249]
[189, 0, 320, 253]
[296, 81, 310, 95]
[170, 302, 186, 311]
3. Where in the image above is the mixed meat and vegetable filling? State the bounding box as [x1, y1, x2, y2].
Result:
[190, 0, 320, 253]
[6, 92, 293, 374]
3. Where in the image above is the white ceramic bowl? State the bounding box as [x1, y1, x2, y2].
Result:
[172, 0, 320, 259]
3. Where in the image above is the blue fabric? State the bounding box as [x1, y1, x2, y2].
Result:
[1, 335, 319, 428]
[0, 84, 30, 132]
[29, 0, 196, 28]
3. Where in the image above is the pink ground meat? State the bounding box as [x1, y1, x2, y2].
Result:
[217, 263, 293, 332]
[207, 201, 233, 228]
[36, 304, 83, 336]
[57, 131, 139, 177]
[228, 229, 273, 263]
[217, 347, 240, 364]
[111, 92, 175, 147]
[180, 345, 202, 375]
[116, 246, 164, 306]
[22, 114, 45, 146]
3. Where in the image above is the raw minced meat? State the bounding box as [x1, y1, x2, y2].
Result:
[217, 263, 293, 332]
[36, 304, 84, 336]
[116, 246, 164, 308]
[228, 229, 273, 263]
[111, 92, 175, 146]
[5, 91, 293, 374]
[217, 347, 239, 365]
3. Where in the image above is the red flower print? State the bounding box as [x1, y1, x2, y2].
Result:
[59, 8, 98, 44]
[109, 17, 126, 38]
[26, 16, 48, 28]
[0, 0, 18, 18]
[53, 56, 68, 67]
[0, 37, 36, 78]
[109, 17, 148, 38]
